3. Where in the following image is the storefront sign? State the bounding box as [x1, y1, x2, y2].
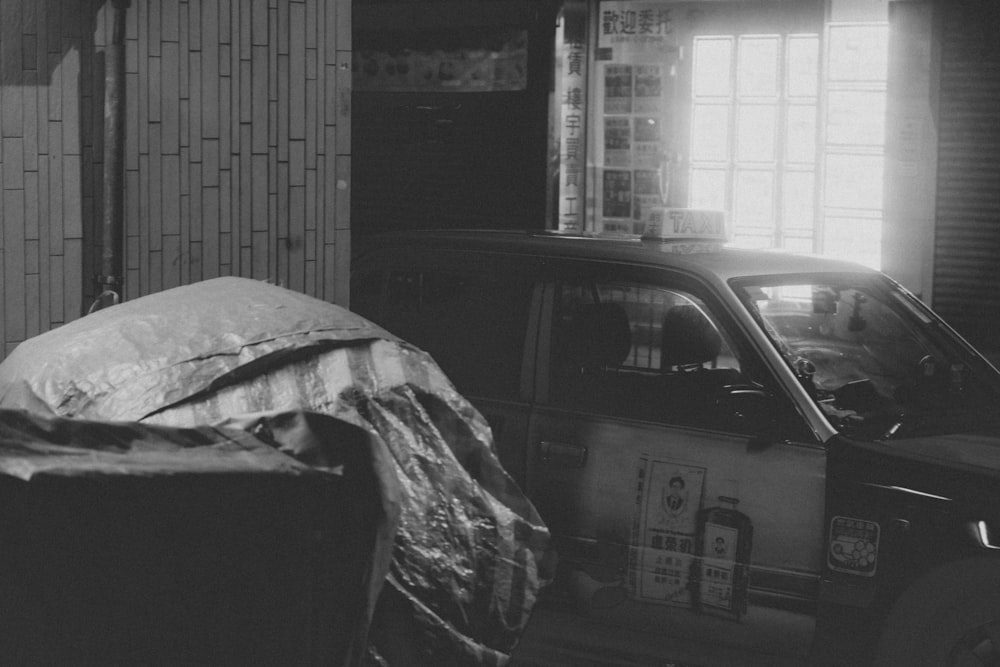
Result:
[593, 1, 680, 234]
[557, 2, 589, 231]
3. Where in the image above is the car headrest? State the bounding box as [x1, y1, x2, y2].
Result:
[565, 302, 632, 370]
[661, 304, 722, 369]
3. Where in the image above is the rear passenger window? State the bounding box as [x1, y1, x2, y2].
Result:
[381, 268, 533, 401]
[549, 280, 746, 429]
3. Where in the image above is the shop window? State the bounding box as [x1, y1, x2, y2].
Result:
[548, 279, 746, 429]
[688, 24, 888, 268]
[689, 33, 821, 252]
[821, 23, 888, 269]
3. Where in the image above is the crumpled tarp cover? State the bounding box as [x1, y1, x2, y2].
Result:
[0, 277, 552, 666]
[0, 407, 399, 666]
[0, 405, 316, 480]
[0, 277, 396, 421]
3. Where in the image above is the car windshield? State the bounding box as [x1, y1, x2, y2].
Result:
[732, 274, 1000, 441]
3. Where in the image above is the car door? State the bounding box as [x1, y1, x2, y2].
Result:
[351, 248, 542, 486]
[523, 261, 827, 665]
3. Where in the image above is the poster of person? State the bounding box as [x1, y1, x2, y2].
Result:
[604, 117, 632, 167]
[602, 169, 632, 220]
[604, 64, 633, 114]
[632, 458, 706, 606]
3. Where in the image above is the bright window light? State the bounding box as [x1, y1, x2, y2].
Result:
[689, 25, 888, 268]
[824, 216, 882, 268]
[737, 105, 777, 162]
[690, 169, 727, 210]
[785, 105, 817, 163]
[735, 170, 774, 229]
[783, 171, 815, 230]
[693, 38, 732, 97]
[827, 90, 886, 146]
[787, 36, 819, 97]
[738, 37, 779, 97]
[824, 153, 884, 211]
[828, 25, 889, 82]
[691, 104, 730, 161]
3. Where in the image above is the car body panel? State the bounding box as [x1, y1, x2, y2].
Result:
[352, 229, 1000, 666]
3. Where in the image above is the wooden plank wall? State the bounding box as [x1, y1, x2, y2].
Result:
[0, 0, 98, 358]
[0, 0, 352, 363]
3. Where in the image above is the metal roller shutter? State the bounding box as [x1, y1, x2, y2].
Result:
[933, 2, 1000, 349]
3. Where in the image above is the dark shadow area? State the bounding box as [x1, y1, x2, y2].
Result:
[1, 0, 105, 86]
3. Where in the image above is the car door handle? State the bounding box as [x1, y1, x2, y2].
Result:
[538, 441, 588, 468]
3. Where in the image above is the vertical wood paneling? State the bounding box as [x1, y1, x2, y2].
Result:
[0, 0, 349, 363]
[3, 188, 26, 343]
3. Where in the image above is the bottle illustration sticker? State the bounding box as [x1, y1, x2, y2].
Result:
[827, 516, 879, 576]
[700, 522, 738, 612]
[694, 490, 753, 620]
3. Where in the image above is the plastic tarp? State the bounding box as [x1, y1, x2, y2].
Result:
[0, 277, 552, 666]
[0, 407, 396, 666]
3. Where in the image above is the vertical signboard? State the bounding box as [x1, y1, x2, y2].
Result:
[556, 2, 590, 231]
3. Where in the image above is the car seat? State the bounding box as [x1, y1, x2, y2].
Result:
[660, 305, 742, 414]
[554, 302, 633, 413]
[565, 302, 632, 372]
[661, 304, 724, 371]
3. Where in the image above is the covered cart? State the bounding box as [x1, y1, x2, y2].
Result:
[0, 277, 551, 665]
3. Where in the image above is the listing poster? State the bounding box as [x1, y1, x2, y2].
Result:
[602, 169, 633, 223]
[632, 116, 662, 169]
[630, 457, 706, 607]
[604, 65, 633, 114]
[634, 64, 665, 114]
[604, 117, 631, 167]
[632, 169, 662, 229]
[594, 2, 679, 234]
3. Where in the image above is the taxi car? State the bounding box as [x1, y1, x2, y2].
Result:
[351, 220, 1000, 667]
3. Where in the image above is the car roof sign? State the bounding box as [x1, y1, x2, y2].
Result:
[639, 207, 729, 243]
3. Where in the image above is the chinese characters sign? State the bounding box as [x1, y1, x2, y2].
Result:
[600, 3, 674, 56]
[557, 2, 589, 231]
[354, 28, 528, 93]
[595, 1, 679, 234]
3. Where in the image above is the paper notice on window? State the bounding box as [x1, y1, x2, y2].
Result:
[604, 64, 633, 114]
[604, 117, 632, 167]
[602, 169, 633, 221]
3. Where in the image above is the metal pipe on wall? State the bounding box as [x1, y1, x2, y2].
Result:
[91, 0, 130, 313]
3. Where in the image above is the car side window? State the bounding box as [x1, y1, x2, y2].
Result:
[379, 267, 533, 401]
[548, 279, 749, 430]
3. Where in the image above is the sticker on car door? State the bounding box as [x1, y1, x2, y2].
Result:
[630, 457, 706, 607]
[630, 455, 756, 620]
[827, 516, 879, 576]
